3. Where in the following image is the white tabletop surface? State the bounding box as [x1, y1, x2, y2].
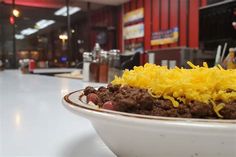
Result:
[0, 70, 116, 157]
[33, 68, 77, 74]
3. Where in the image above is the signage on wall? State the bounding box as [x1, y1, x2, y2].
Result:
[151, 27, 179, 46]
[125, 42, 144, 53]
[124, 23, 144, 40]
[124, 8, 144, 24]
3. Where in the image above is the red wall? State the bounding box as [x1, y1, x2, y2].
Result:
[90, 7, 117, 50]
[121, 0, 207, 51]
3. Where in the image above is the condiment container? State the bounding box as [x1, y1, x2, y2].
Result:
[28, 59, 36, 73]
[89, 60, 99, 82]
[108, 49, 122, 82]
[83, 52, 92, 82]
[99, 50, 108, 83]
[224, 48, 236, 69]
[89, 43, 102, 82]
[19, 59, 29, 74]
[92, 43, 101, 61]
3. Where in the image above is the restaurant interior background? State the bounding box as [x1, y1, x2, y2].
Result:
[0, 0, 236, 75]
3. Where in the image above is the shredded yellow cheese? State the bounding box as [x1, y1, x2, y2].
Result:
[163, 95, 179, 107]
[210, 100, 225, 118]
[112, 62, 236, 118]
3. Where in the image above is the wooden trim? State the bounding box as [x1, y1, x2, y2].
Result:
[177, 0, 180, 46]
[160, 0, 169, 48]
[144, 0, 151, 50]
[152, 0, 160, 50]
[130, 0, 137, 45]
[170, 0, 179, 47]
[188, 0, 199, 48]
[136, 0, 144, 43]
[144, 0, 151, 64]
[179, 0, 187, 46]
[201, 0, 207, 6]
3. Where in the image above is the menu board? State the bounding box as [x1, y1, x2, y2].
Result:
[125, 42, 144, 53]
[124, 23, 144, 40]
[151, 27, 179, 46]
[124, 8, 144, 25]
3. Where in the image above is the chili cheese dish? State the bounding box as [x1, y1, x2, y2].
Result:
[83, 62, 236, 119]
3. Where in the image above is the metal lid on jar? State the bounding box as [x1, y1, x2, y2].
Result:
[83, 52, 92, 58]
[229, 48, 235, 52]
[83, 52, 92, 61]
[100, 50, 108, 57]
[109, 49, 120, 55]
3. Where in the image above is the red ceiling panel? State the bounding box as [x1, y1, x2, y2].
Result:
[3, 0, 64, 8]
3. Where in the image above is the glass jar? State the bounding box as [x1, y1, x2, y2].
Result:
[108, 49, 122, 82]
[99, 50, 108, 83]
[89, 43, 101, 82]
[92, 43, 101, 61]
[83, 52, 92, 82]
[19, 59, 29, 74]
[89, 60, 99, 82]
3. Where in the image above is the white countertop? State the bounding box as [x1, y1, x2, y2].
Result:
[0, 70, 116, 157]
[33, 68, 77, 74]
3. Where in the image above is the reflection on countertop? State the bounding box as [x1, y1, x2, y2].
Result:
[0, 70, 114, 157]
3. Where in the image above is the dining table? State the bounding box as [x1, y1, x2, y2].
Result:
[0, 70, 116, 157]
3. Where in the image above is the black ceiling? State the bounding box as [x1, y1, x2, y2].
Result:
[0, 2, 101, 40]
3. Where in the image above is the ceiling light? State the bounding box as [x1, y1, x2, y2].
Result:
[13, 9, 20, 17]
[21, 28, 38, 35]
[15, 34, 24, 39]
[54, 6, 81, 16]
[59, 34, 68, 40]
[35, 19, 55, 29]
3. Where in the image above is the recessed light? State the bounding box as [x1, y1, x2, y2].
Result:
[21, 28, 38, 35]
[54, 6, 81, 16]
[59, 34, 68, 40]
[15, 34, 24, 39]
[13, 9, 20, 17]
[35, 19, 55, 29]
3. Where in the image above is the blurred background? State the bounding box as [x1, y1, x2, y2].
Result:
[0, 0, 236, 75]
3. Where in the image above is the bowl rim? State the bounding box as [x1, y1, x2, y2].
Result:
[63, 89, 236, 125]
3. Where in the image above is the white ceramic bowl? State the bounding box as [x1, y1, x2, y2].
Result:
[63, 90, 236, 157]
